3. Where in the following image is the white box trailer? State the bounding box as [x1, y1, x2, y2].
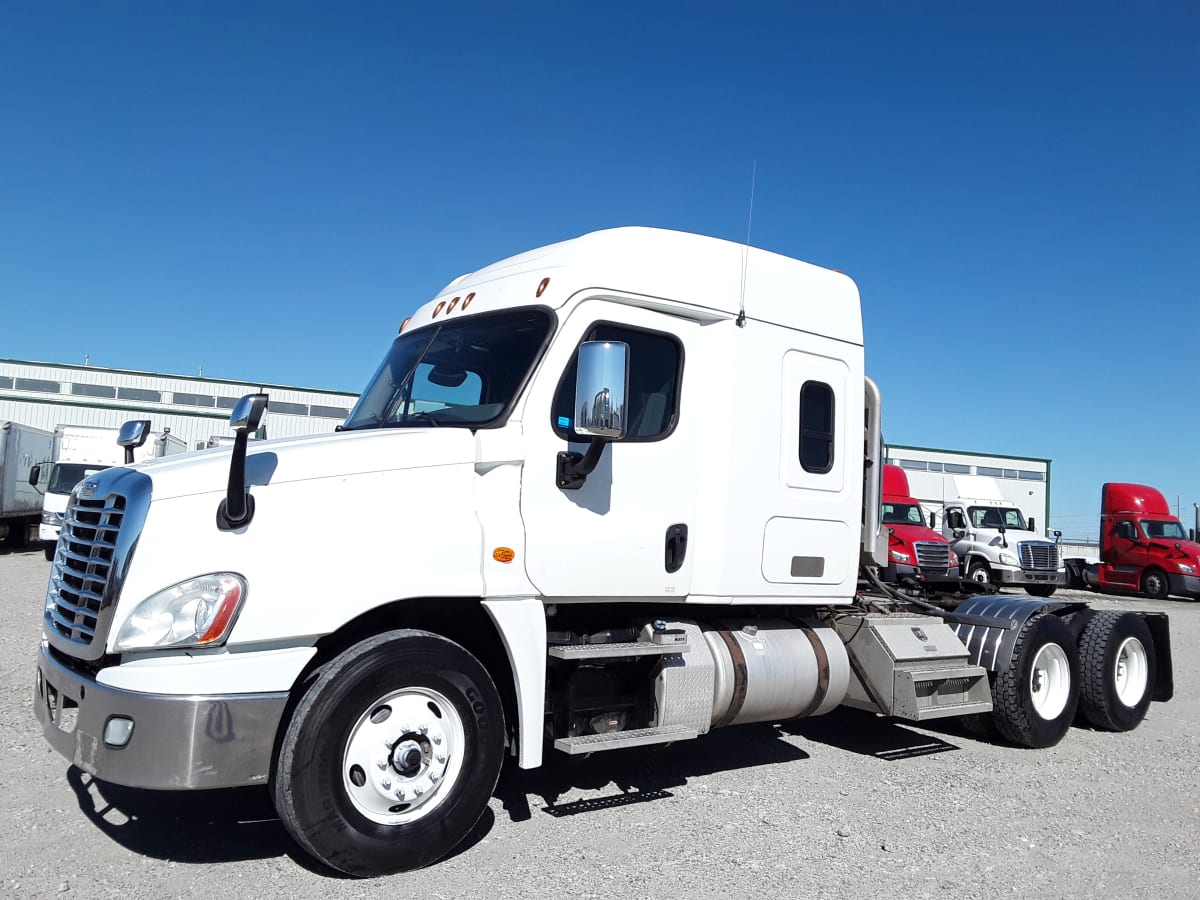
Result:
[31, 228, 1175, 877]
[0, 421, 54, 547]
[33, 423, 186, 559]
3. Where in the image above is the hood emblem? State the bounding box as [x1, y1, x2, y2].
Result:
[79, 479, 99, 499]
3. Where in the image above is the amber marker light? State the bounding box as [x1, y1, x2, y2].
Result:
[433, 301, 446, 317]
[493, 547, 516, 564]
[398, 317, 412, 334]
[447, 296, 461, 313]
[462, 292, 475, 309]
[536, 277, 550, 297]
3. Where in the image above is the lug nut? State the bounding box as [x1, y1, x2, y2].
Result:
[376, 758, 387, 770]
[432, 735, 442, 745]
[419, 724, 429, 735]
[381, 779, 391, 790]
[395, 788, 406, 800]
[413, 786, 424, 796]
[430, 771, 440, 783]
[436, 754, 446, 764]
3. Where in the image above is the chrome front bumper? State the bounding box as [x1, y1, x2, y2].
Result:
[34, 642, 287, 790]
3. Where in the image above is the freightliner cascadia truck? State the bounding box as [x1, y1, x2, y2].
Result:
[878, 463, 960, 589]
[1063, 482, 1200, 600]
[33, 228, 1174, 877]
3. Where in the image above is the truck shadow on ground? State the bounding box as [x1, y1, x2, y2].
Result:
[62, 713, 955, 873]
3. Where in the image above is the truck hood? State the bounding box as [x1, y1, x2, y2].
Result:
[125, 428, 481, 501]
[888, 523, 950, 546]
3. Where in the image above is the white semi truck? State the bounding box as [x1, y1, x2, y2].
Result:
[30, 423, 185, 560]
[0, 421, 54, 548]
[33, 228, 1174, 877]
[939, 475, 1065, 597]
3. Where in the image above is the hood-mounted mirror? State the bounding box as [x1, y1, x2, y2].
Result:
[118, 420, 152, 464]
[217, 393, 268, 531]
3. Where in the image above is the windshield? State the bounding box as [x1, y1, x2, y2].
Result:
[343, 308, 554, 431]
[882, 502, 926, 526]
[1141, 519, 1187, 541]
[48, 463, 111, 494]
[968, 506, 1027, 530]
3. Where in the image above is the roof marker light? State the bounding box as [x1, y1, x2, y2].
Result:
[433, 301, 446, 317]
[462, 292, 475, 309]
[536, 277, 550, 298]
[399, 317, 412, 334]
[447, 296, 461, 314]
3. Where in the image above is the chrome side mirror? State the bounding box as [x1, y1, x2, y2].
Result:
[230, 394, 268, 432]
[557, 341, 629, 490]
[117, 419, 152, 464]
[574, 341, 628, 440]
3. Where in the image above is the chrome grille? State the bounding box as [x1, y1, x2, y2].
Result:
[44, 467, 151, 660]
[914, 542, 952, 569]
[46, 494, 126, 647]
[1018, 541, 1059, 571]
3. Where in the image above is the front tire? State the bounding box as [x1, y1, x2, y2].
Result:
[273, 629, 505, 877]
[990, 614, 1080, 748]
[43, 544, 55, 562]
[968, 560, 992, 586]
[1141, 568, 1170, 600]
[1077, 612, 1155, 732]
[1025, 584, 1056, 598]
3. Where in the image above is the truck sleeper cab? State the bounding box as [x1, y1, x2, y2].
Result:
[32, 227, 1173, 879]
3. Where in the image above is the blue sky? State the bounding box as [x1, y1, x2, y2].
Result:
[1, 2, 1196, 538]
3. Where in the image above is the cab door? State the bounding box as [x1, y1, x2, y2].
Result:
[1101, 518, 1144, 588]
[519, 300, 700, 599]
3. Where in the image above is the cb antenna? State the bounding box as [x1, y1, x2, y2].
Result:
[737, 161, 757, 328]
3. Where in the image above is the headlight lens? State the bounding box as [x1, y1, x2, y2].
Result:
[890, 549, 910, 563]
[114, 573, 246, 652]
[1177, 562, 1195, 575]
[999, 552, 1019, 566]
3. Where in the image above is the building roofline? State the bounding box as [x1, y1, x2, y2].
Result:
[885, 442, 1052, 465]
[0, 357, 358, 398]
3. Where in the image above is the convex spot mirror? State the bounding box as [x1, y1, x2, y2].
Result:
[574, 340, 629, 440]
[427, 365, 469, 388]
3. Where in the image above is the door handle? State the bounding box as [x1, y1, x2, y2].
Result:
[665, 523, 688, 574]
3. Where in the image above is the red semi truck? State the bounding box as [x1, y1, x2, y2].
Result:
[1065, 482, 1200, 600]
[879, 464, 960, 588]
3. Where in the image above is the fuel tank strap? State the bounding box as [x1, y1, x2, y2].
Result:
[794, 624, 832, 718]
[712, 629, 748, 728]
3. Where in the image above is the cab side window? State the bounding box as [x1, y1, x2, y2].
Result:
[798, 381, 835, 474]
[552, 324, 682, 442]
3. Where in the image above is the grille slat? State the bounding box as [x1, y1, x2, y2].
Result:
[914, 542, 952, 569]
[1018, 541, 1059, 571]
[45, 493, 127, 649]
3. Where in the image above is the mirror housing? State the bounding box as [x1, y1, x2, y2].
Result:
[1028, 517, 1036, 534]
[928, 512, 937, 529]
[118, 419, 152, 464]
[28, 464, 40, 487]
[557, 341, 629, 490]
[218, 393, 269, 530]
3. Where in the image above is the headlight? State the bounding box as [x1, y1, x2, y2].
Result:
[114, 573, 246, 652]
[890, 549, 911, 563]
[999, 552, 1019, 566]
[41, 511, 62, 525]
[1177, 563, 1195, 575]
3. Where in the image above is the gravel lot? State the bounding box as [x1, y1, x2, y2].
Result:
[3, 546, 1197, 899]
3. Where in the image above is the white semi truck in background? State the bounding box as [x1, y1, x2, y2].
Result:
[32, 228, 1174, 877]
[29, 423, 185, 560]
[939, 474, 1065, 597]
[0, 421, 54, 548]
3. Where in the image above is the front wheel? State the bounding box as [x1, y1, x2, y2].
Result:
[990, 613, 1080, 748]
[1141, 568, 1170, 600]
[1077, 611, 1155, 732]
[273, 630, 505, 877]
[1025, 584, 1056, 598]
[968, 560, 992, 585]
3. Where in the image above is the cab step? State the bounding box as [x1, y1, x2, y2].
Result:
[553, 725, 698, 755]
[548, 639, 689, 660]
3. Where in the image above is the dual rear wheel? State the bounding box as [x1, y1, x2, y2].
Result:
[974, 611, 1155, 748]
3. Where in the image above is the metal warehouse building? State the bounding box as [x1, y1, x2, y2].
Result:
[0, 358, 359, 449]
[884, 443, 1052, 537]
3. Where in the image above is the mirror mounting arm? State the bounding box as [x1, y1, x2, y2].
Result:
[556, 438, 607, 491]
[217, 429, 256, 529]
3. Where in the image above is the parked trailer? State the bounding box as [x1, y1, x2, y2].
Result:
[1063, 482, 1200, 600]
[30, 423, 186, 560]
[32, 228, 1174, 877]
[0, 421, 53, 547]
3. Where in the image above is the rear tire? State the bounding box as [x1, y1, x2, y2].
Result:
[990, 614, 1080, 748]
[273, 629, 505, 877]
[1076, 611, 1155, 732]
[1141, 568, 1170, 600]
